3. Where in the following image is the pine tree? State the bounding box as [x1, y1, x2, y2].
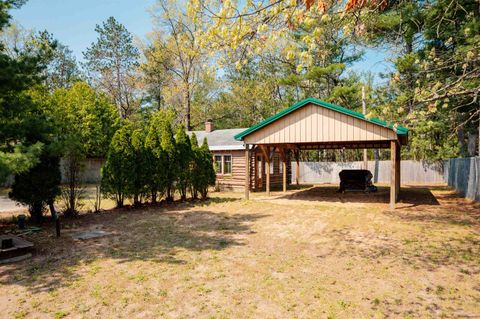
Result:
[83, 16, 140, 119]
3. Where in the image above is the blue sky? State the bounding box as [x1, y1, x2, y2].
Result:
[10, 0, 391, 80]
[11, 0, 156, 60]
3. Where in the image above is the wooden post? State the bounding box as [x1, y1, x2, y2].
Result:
[390, 141, 398, 210]
[266, 154, 271, 196]
[295, 150, 300, 185]
[396, 143, 401, 201]
[279, 147, 287, 193]
[362, 86, 368, 170]
[254, 154, 258, 190]
[259, 145, 271, 196]
[245, 144, 250, 200]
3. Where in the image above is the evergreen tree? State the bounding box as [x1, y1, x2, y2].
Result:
[144, 111, 168, 203]
[9, 151, 61, 222]
[101, 123, 135, 207]
[189, 133, 200, 199]
[130, 128, 148, 206]
[0, 1, 50, 182]
[175, 125, 192, 200]
[160, 117, 177, 201]
[83, 16, 140, 119]
[198, 137, 215, 199]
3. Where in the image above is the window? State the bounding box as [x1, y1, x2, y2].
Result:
[214, 155, 222, 174]
[265, 160, 273, 175]
[270, 160, 274, 174]
[223, 155, 232, 174]
[215, 154, 232, 175]
[279, 159, 283, 174]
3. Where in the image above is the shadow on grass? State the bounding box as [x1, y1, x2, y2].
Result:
[385, 191, 480, 227]
[276, 185, 440, 206]
[0, 200, 267, 293]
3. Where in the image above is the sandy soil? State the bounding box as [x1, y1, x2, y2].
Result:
[0, 185, 479, 319]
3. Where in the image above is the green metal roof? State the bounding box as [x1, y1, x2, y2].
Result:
[234, 97, 409, 141]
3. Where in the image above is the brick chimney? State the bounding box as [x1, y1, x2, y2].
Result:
[205, 119, 214, 133]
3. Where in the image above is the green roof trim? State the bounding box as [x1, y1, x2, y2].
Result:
[234, 97, 409, 141]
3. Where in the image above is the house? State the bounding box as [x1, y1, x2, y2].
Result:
[190, 97, 408, 209]
[188, 120, 291, 191]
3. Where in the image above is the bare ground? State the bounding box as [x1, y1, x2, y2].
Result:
[0, 185, 479, 319]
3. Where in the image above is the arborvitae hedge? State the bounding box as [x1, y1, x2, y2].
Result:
[102, 113, 216, 207]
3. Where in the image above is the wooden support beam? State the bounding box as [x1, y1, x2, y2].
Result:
[260, 145, 271, 196]
[252, 152, 260, 189]
[244, 144, 250, 200]
[390, 141, 398, 209]
[396, 142, 401, 201]
[259, 145, 269, 161]
[266, 156, 271, 196]
[278, 147, 287, 193]
[294, 150, 300, 185]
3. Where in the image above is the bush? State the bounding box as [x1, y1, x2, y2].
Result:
[101, 123, 135, 208]
[9, 152, 62, 222]
[190, 135, 216, 199]
[130, 128, 149, 205]
[144, 112, 168, 203]
[60, 136, 86, 216]
[175, 125, 192, 201]
[160, 118, 177, 202]
[102, 114, 216, 206]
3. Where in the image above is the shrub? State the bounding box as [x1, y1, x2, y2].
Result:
[130, 128, 149, 205]
[160, 118, 177, 202]
[196, 137, 216, 199]
[60, 136, 86, 216]
[175, 125, 192, 201]
[9, 152, 62, 222]
[144, 113, 168, 203]
[101, 123, 135, 208]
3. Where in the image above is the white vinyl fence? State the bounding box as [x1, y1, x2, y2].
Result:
[444, 157, 480, 202]
[292, 157, 480, 202]
[291, 160, 445, 184]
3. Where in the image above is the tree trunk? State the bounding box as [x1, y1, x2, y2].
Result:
[185, 86, 191, 131]
[151, 190, 157, 204]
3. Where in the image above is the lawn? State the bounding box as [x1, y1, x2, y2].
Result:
[0, 185, 479, 318]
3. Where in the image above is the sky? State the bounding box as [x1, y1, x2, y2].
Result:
[10, 0, 391, 81]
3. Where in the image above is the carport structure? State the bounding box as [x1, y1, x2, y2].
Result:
[234, 98, 409, 209]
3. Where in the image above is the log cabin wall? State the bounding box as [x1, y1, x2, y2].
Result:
[212, 149, 291, 191]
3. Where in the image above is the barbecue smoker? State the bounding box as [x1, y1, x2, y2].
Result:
[338, 169, 378, 193]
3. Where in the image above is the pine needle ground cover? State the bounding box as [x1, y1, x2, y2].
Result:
[0, 185, 479, 318]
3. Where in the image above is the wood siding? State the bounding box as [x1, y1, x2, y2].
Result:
[244, 103, 398, 145]
[213, 150, 290, 191]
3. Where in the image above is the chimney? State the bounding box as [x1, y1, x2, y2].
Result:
[205, 119, 214, 133]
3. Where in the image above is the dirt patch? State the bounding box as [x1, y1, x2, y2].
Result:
[0, 186, 478, 318]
